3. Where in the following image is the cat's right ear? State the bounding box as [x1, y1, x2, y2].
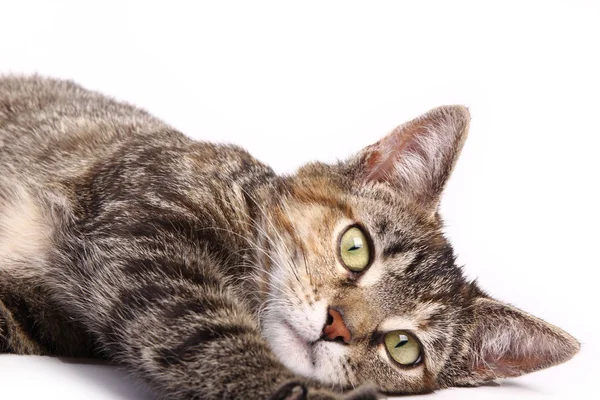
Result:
[455, 296, 580, 385]
[340, 105, 470, 213]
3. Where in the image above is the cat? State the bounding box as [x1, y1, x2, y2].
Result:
[0, 76, 579, 400]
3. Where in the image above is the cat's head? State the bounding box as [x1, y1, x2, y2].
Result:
[258, 106, 579, 394]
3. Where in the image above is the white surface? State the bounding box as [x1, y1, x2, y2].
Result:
[1, 1, 599, 399]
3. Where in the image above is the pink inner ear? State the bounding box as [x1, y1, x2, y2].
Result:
[351, 105, 470, 210]
[474, 354, 547, 379]
[363, 122, 426, 183]
[470, 298, 580, 381]
[364, 147, 390, 183]
[474, 339, 549, 379]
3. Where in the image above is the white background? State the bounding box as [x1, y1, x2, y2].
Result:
[1, 1, 598, 399]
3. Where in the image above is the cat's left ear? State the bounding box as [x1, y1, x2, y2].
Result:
[456, 297, 580, 385]
[341, 105, 470, 213]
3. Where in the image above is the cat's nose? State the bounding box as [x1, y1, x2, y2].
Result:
[322, 308, 351, 344]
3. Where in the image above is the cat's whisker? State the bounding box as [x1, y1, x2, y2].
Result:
[214, 180, 312, 300]
[190, 225, 284, 284]
[232, 181, 307, 290]
[257, 298, 294, 325]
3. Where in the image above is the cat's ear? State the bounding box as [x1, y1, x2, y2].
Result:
[341, 105, 470, 212]
[457, 297, 580, 385]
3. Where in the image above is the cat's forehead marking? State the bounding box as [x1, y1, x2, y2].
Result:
[359, 250, 419, 288]
[378, 316, 420, 333]
[287, 177, 355, 219]
[356, 261, 385, 287]
[356, 251, 408, 288]
[378, 302, 443, 332]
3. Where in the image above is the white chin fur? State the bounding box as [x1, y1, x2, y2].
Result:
[264, 319, 315, 377]
[262, 316, 350, 386]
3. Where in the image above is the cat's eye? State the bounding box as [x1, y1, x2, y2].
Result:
[384, 330, 422, 366]
[339, 226, 371, 272]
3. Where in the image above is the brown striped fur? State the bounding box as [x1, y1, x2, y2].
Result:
[0, 76, 579, 399]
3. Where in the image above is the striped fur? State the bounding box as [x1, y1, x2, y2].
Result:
[0, 76, 579, 399]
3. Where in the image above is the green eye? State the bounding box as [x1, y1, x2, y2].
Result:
[339, 226, 371, 272]
[384, 331, 422, 366]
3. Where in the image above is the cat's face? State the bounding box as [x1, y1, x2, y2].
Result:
[259, 106, 579, 394]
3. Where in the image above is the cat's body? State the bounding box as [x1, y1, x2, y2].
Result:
[0, 76, 579, 399]
[0, 76, 296, 398]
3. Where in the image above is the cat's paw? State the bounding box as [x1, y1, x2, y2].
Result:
[340, 386, 382, 400]
[270, 382, 381, 400]
[269, 381, 308, 400]
[309, 385, 382, 400]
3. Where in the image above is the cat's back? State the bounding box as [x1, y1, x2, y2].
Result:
[0, 76, 273, 288]
[0, 75, 178, 182]
[0, 75, 162, 130]
[0, 76, 276, 239]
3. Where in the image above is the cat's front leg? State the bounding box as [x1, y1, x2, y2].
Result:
[76, 261, 380, 399]
[96, 282, 295, 398]
[61, 249, 373, 399]
[0, 298, 45, 355]
[270, 381, 380, 400]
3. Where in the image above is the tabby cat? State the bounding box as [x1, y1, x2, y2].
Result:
[0, 76, 579, 399]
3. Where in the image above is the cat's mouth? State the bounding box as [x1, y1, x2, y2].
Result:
[278, 318, 350, 386]
[264, 307, 343, 379]
[282, 320, 317, 365]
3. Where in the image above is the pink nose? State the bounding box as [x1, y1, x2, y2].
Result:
[322, 308, 351, 343]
